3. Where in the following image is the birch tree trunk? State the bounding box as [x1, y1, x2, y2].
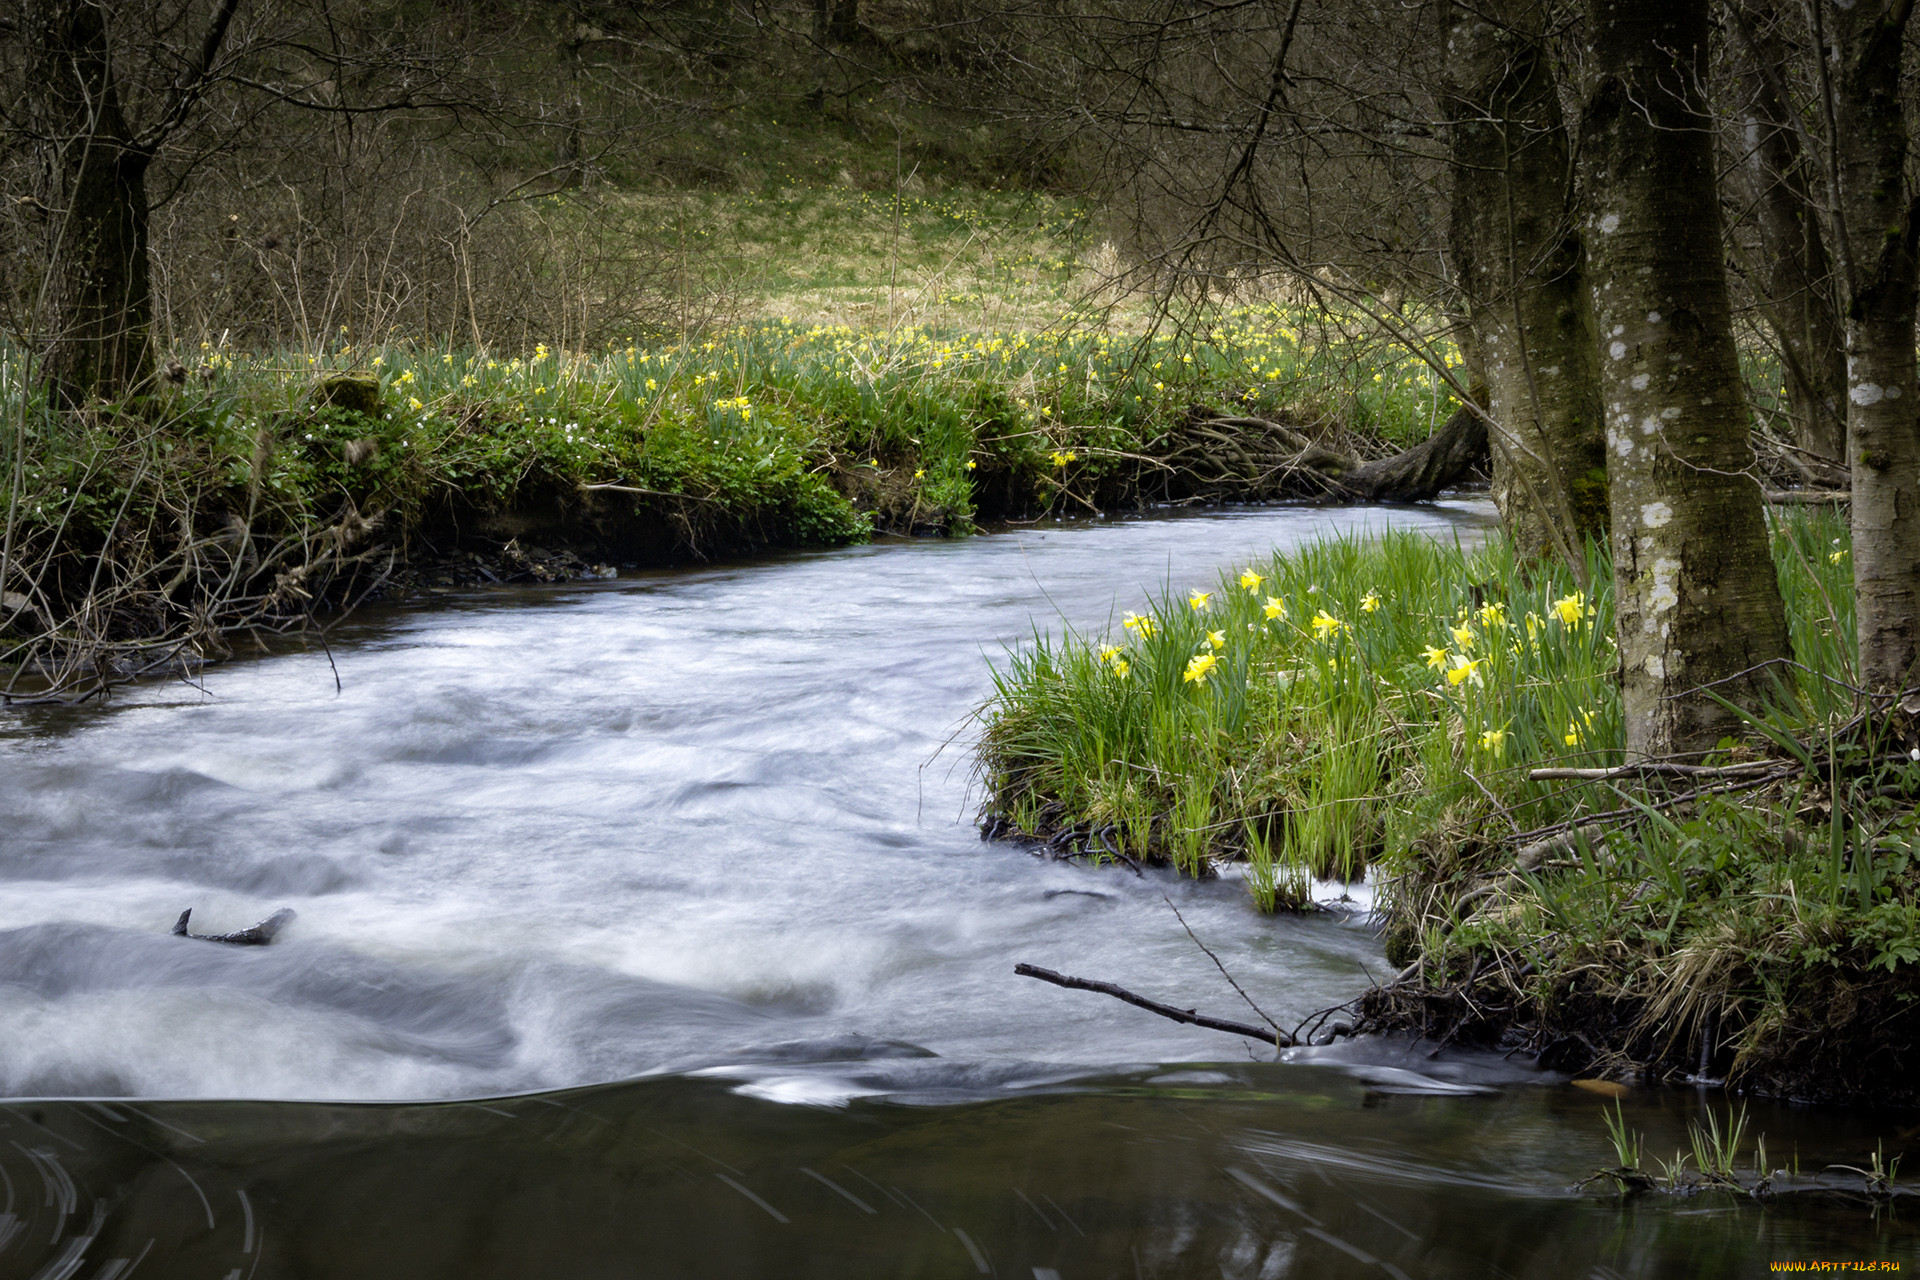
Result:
[1580, 0, 1790, 758]
[1816, 0, 1920, 693]
[1446, 0, 1605, 564]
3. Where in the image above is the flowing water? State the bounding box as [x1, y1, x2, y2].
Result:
[0, 502, 1913, 1277]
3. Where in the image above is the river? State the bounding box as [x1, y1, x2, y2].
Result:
[0, 502, 1911, 1277]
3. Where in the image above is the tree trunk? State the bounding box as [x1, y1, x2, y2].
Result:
[27, 0, 155, 404]
[1579, 0, 1790, 758]
[558, 26, 586, 190]
[1817, 0, 1920, 693]
[1727, 5, 1849, 482]
[814, 0, 858, 44]
[1445, 0, 1605, 564]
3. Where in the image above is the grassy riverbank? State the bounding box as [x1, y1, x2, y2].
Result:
[977, 509, 1920, 1103]
[0, 301, 1465, 691]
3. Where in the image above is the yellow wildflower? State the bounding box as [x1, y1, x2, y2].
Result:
[1446, 656, 1482, 687]
[1240, 569, 1265, 592]
[1311, 610, 1343, 640]
[1188, 590, 1212, 611]
[1183, 653, 1219, 684]
[1477, 601, 1507, 629]
[1830, 549, 1848, 564]
[1564, 722, 1582, 747]
[1098, 645, 1123, 663]
[1423, 645, 1449, 670]
[1479, 726, 1509, 757]
[1122, 612, 1157, 638]
[1450, 622, 1475, 650]
[965, 459, 977, 470]
[1263, 595, 1287, 621]
[1551, 591, 1589, 628]
[1360, 590, 1381, 614]
[1207, 630, 1225, 651]
[1111, 659, 1131, 678]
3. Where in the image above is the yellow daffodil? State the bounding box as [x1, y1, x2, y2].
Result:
[1450, 621, 1476, 651]
[1111, 659, 1130, 678]
[1479, 726, 1509, 757]
[1183, 653, 1219, 684]
[1122, 611, 1157, 638]
[1830, 549, 1848, 564]
[1311, 610, 1343, 640]
[1263, 595, 1287, 620]
[1524, 611, 1543, 642]
[965, 459, 977, 470]
[407, 396, 423, 410]
[1188, 590, 1212, 611]
[1564, 722, 1582, 747]
[1098, 645, 1122, 663]
[1446, 656, 1482, 687]
[1423, 645, 1449, 670]
[1551, 591, 1589, 628]
[1207, 630, 1225, 651]
[1477, 601, 1507, 628]
[1360, 590, 1381, 613]
[1240, 569, 1265, 592]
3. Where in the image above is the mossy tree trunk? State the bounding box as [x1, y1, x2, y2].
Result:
[1815, 0, 1920, 692]
[26, 0, 155, 405]
[1445, 0, 1605, 564]
[1579, 0, 1790, 758]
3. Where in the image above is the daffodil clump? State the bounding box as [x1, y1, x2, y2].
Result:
[983, 510, 1863, 915]
[981, 530, 1624, 909]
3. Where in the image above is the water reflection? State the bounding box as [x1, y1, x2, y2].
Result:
[0, 1067, 1910, 1278]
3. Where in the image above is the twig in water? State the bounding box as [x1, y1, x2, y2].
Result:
[1014, 962, 1296, 1047]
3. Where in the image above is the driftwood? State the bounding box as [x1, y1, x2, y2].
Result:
[1161, 398, 1490, 507]
[171, 907, 296, 945]
[1015, 962, 1297, 1046]
[1337, 401, 1491, 502]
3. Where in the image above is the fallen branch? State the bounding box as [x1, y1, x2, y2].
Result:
[1015, 962, 1295, 1046]
[1528, 760, 1780, 782]
[1764, 489, 1849, 505]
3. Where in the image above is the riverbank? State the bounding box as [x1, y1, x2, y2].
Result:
[976, 510, 1920, 1106]
[0, 313, 1468, 699]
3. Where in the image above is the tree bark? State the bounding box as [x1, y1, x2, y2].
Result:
[1816, 0, 1920, 693]
[1579, 0, 1790, 758]
[27, 0, 156, 404]
[1726, 5, 1850, 481]
[1445, 0, 1606, 563]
